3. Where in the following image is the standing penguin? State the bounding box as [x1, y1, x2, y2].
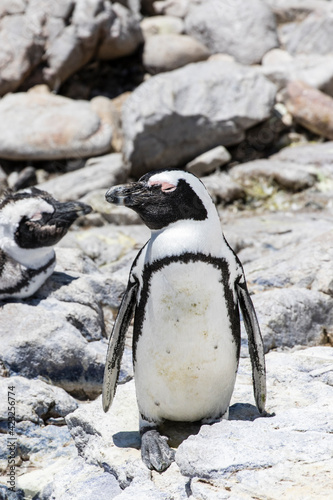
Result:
[0, 187, 91, 300]
[103, 169, 266, 472]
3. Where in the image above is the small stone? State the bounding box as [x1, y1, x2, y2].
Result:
[186, 146, 231, 176]
[203, 173, 245, 205]
[141, 15, 184, 38]
[285, 80, 333, 140]
[143, 34, 210, 73]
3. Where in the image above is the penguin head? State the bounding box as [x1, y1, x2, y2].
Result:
[105, 169, 217, 230]
[0, 188, 92, 255]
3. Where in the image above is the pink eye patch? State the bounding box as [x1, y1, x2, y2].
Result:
[149, 181, 177, 193]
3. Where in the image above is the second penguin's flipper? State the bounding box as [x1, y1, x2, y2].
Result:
[102, 279, 138, 413]
[141, 427, 175, 472]
[236, 279, 266, 414]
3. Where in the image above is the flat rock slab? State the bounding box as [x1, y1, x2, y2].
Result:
[0, 89, 112, 160]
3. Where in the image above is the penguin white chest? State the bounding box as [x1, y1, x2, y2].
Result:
[134, 260, 239, 423]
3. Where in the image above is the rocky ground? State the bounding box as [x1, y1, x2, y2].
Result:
[0, 1, 333, 499]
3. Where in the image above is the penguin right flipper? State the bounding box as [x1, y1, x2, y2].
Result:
[102, 278, 138, 413]
[236, 278, 267, 414]
[140, 427, 175, 472]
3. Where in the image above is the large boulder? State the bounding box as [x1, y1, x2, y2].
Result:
[184, 0, 278, 65]
[0, 88, 112, 161]
[0, 0, 143, 95]
[284, 10, 333, 57]
[122, 60, 277, 177]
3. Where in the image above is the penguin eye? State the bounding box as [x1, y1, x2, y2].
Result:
[162, 183, 177, 193]
[30, 212, 43, 221]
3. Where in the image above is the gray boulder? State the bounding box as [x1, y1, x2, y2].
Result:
[0, 88, 112, 161]
[263, 0, 330, 23]
[0, 0, 143, 95]
[0, 376, 77, 426]
[37, 153, 128, 201]
[252, 288, 333, 352]
[261, 50, 333, 96]
[202, 173, 245, 205]
[143, 33, 210, 73]
[122, 60, 277, 176]
[184, 0, 278, 65]
[284, 11, 333, 57]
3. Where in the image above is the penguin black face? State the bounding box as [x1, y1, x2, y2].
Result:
[0, 188, 92, 249]
[105, 170, 209, 230]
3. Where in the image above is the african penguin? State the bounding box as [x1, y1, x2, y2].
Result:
[102, 169, 266, 472]
[0, 187, 91, 300]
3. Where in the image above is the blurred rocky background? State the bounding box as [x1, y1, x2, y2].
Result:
[0, 0, 333, 498]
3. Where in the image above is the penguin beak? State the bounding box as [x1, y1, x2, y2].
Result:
[50, 200, 92, 226]
[105, 182, 147, 207]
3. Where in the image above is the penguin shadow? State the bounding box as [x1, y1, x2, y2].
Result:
[112, 405, 274, 451]
[32, 271, 79, 304]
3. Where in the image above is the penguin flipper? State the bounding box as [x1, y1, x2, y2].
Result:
[102, 279, 138, 413]
[236, 279, 266, 414]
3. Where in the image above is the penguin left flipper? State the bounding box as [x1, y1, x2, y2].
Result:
[102, 278, 138, 413]
[141, 428, 175, 472]
[236, 277, 267, 414]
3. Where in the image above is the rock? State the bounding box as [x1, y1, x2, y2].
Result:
[0, 376, 78, 426]
[0, 297, 107, 399]
[272, 141, 333, 173]
[0, 0, 143, 94]
[0, 3, 44, 95]
[285, 80, 333, 140]
[186, 146, 231, 176]
[143, 34, 209, 73]
[0, 89, 112, 161]
[35, 457, 122, 500]
[122, 60, 277, 176]
[141, 15, 184, 38]
[176, 347, 333, 497]
[261, 51, 333, 96]
[202, 173, 245, 205]
[65, 346, 333, 498]
[97, 2, 143, 60]
[229, 158, 317, 192]
[252, 288, 333, 352]
[184, 0, 278, 65]
[80, 189, 142, 225]
[66, 381, 145, 486]
[44, 0, 143, 88]
[284, 10, 333, 57]
[153, 0, 191, 18]
[37, 153, 128, 201]
[263, 0, 330, 23]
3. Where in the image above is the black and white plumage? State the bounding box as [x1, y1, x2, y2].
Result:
[102, 169, 266, 472]
[0, 188, 91, 300]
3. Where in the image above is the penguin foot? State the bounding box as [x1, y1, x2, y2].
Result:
[140, 428, 175, 472]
